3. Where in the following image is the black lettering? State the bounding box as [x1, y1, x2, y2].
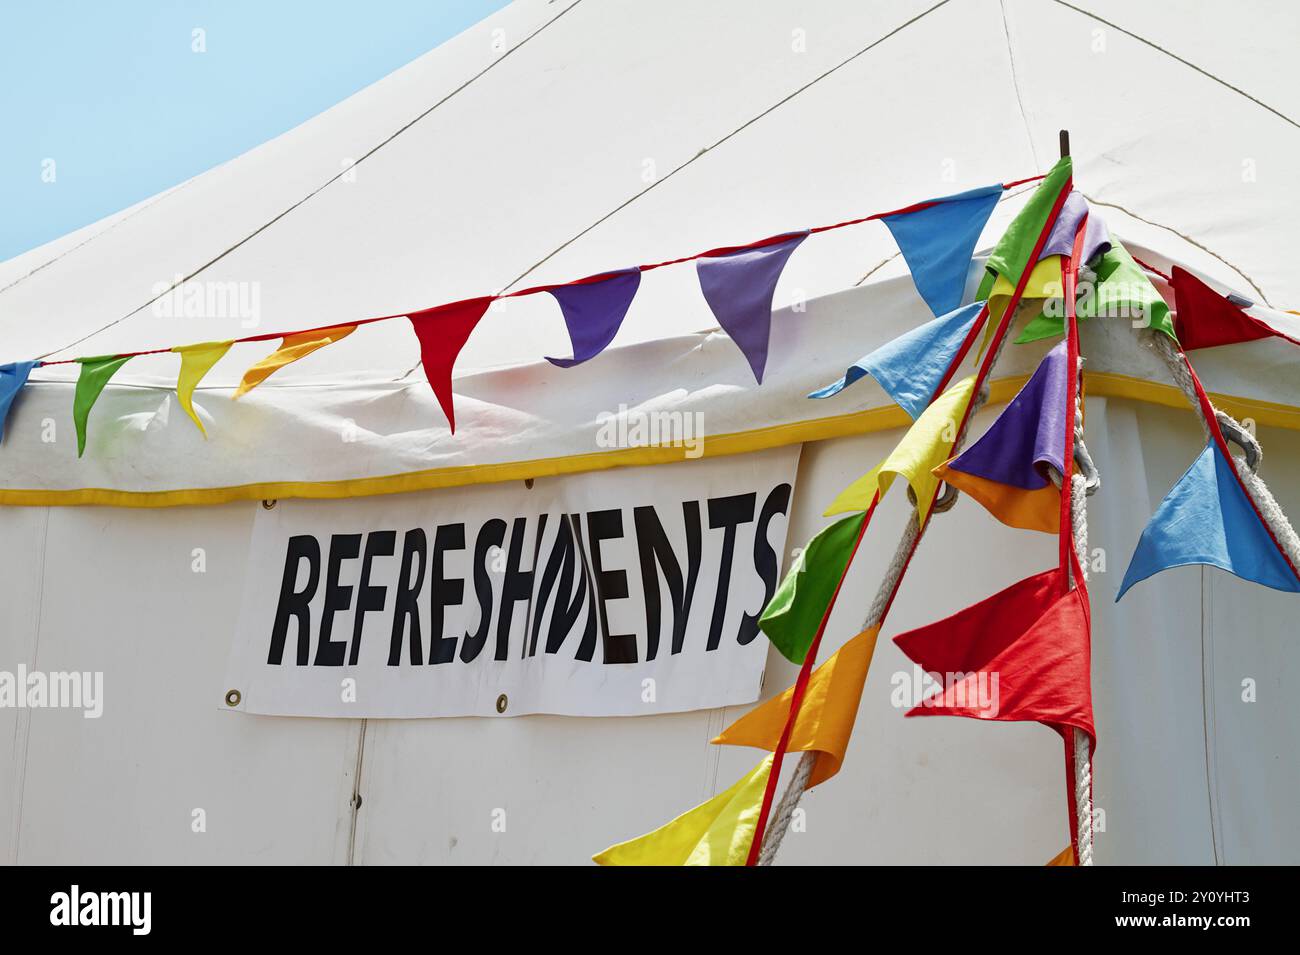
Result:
[739, 483, 791, 645]
[537, 515, 598, 660]
[268, 535, 321, 665]
[388, 529, 427, 666]
[349, 531, 395, 665]
[587, 509, 637, 664]
[460, 519, 506, 663]
[494, 517, 535, 661]
[634, 502, 702, 659]
[429, 523, 465, 665]
[315, 534, 361, 666]
[706, 494, 756, 651]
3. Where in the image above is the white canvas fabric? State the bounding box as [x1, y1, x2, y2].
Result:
[1, 0, 1297, 864]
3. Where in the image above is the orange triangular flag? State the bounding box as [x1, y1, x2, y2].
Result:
[233, 325, 356, 398]
[712, 626, 879, 788]
[1046, 845, 1075, 866]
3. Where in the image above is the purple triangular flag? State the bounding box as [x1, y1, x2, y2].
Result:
[946, 340, 1070, 489]
[545, 268, 642, 368]
[882, 184, 1002, 317]
[1037, 191, 1111, 266]
[696, 232, 807, 383]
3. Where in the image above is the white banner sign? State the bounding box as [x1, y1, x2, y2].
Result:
[224, 446, 800, 717]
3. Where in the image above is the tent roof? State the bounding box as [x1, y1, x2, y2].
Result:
[2, 0, 1298, 506]
[3, 0, 1297, 386]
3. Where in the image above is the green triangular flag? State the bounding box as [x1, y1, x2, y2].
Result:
[1015, 239, 1176, 343]
[73, 355, 132, 457]
[976, 156, 1073, 300]
[758, 511, 867, 664]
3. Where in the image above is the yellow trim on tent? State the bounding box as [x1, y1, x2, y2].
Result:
[1, 373, 1296, 508]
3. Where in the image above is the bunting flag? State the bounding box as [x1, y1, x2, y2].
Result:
[987, 256, 1064, 328]
[405, 297, 495, 432]
[1046, 845, 1076, 866]
[73, 355, 133, 457]
[759, 510, 869, 664]
[1038, 191, 1110, 265]
[882, 185, 1001, 317]
[173, 341, 234, 436]
[825, 375, 977, 522]
[0, 360, 38, 443]
[978, 156, 1073, 298]
[892, 567, 1095, 748]
[714, 626, 879, 788]
[1172, 266, 1300, 350]
[935, 340, 1070, 533]
[1117, 440, 1300, 599]
[696, 232, 807, 383]
[234, 325, 357, 400]
[545, 268, 642, 367]
[1016, 240, 1175, 343]
[592, 755, 773, 866]
[808, 300, 984, 416]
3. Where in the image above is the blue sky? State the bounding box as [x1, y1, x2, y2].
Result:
[0, 0, 511, 261]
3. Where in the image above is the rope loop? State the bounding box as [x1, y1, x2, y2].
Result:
[1216, 410, 1261, 472]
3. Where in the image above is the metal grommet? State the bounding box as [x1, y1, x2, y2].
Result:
[495, 693, 508, 714]
[262, 499, 277, 510]
[224, 689, 242, 707]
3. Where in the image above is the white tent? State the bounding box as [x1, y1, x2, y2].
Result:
[2, 0, 1298, 863]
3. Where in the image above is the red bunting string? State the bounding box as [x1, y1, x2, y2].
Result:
[742, 173, 1077, 865]
[743, 494, 877, 866]
[1179, 344, 1300, 583]
[30, 174, 1047, 369]
[872, 176, 1076, 629]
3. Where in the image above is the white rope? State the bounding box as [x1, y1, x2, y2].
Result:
[1069, 468, 1095, 866]
[1150, 333, 1300, 573]
[756, 303, 1038, 865]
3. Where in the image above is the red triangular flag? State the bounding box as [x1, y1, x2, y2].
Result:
[893, 568, 1094, 746]
[405, 297, 495, 432]
[1171, 267, 1295, 350]
[893, 566, 1095, 852]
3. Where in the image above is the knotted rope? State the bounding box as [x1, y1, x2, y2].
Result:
[1149, 332, 1300, 573]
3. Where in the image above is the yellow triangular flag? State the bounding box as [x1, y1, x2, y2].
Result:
[233, 325, 356, 399]
[988, 255, 1064, 316]
[713, 626, 879, 788]
[172, 340, 233, 436]
[977, 255, 1065, 358]
[592, 755, 773, 866]
[825, 375, 977, 521]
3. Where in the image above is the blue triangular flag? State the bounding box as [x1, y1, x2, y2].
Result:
[0, 360, 37, 443]
[697, 232, 807, 383]
[1117, 441, 1300, 600]
[882, 184, 1002, 317]
[545, 268, 642, 368]
[808, 300, 983, 419]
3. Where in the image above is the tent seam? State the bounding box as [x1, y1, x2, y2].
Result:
[997, 0, 1041, 171]
[1081, 194, 1271, 305]
[35, 0, 588, 363]
[1052, 0, 1300, 132]
[396, 0, 960, 381]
